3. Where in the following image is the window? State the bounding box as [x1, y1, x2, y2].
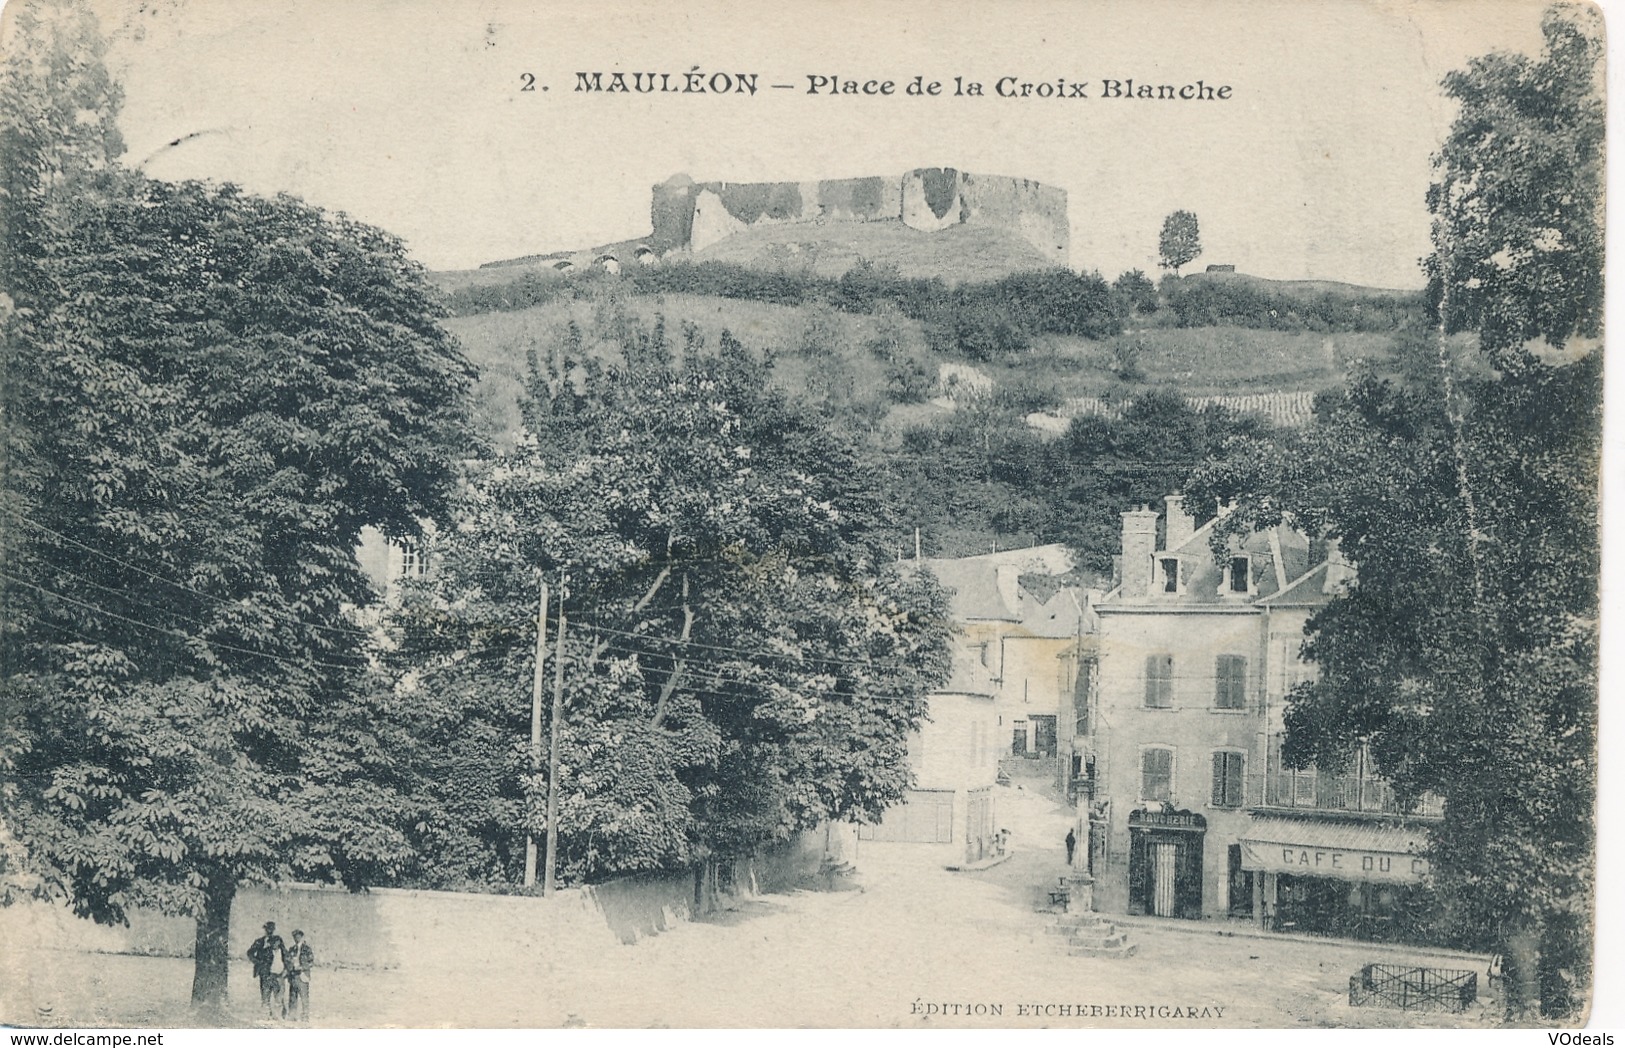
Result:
[396, 538, 425, 578]
[1211, 751, 1245, 807]
[1141, 747, 1174, 804]
[1144, 654, 1173, 708]
[1215, 654, 1248, 710]
[1229, 556, 1251, 593]
[1160, 557, 1181, 593]
[1073, 659, 1094, 735]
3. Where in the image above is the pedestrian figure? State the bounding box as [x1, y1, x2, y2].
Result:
[285, 929, 315, 1022]
[1064, 827, 1077, 865]
[247, 921, 288, 1020]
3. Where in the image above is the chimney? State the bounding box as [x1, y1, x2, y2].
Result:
[1164, 493, 1195, 550]
[1119, 506, 1160, 598]
[994, 564, 1021, 614]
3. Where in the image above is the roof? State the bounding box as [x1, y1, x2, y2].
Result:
[1017, 586, 1087, 638]
[1167, 520, 1309, 603]
[925, 559, 1019, 621]
[930, 543, 1074, 574]
[1108, 505, 1326, 608]
[1259, 562, 1335, 607]
[922, 544, 1077, 624]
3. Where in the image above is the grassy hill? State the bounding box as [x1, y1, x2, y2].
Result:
[1178, 270, 1421, 299]
[442, 292, 913, 446]
[440, 285, 1427, 450]
[690, 220, 1052, 283]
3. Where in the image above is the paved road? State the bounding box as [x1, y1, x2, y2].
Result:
[5, 784, 1508, 1028]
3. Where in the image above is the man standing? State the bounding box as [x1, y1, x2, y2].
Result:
[285, 929, 315, 1023]
[1064, 827, 1077, 865]
[247, 921, 287, 1020]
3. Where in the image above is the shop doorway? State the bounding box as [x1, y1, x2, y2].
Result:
[1127, 810, 1206, 919]
[1228, 843, 1254, 918]
[1031, 715, 1058, 758]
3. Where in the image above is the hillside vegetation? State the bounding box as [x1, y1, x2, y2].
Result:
[436, 261, 1440, 561]
[442, 280, 1428, 450]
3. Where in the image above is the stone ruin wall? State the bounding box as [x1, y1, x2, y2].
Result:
[650, 168, 1068, 266]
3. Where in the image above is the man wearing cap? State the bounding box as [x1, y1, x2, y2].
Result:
[246, 921, 287, 1019]
[285, 929, 315, 1022]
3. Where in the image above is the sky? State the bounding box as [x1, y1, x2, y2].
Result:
[75, 0, 1567, 289]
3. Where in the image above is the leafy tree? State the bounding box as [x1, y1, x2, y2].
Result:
[1112, 269, 1158, 316]
[386, 320, 952, 886]
[0, 0, 125, 299]
[1190, 357, 1598, 1017]
[1157, 210, 1202, 275]
[0, 4, 479, 1010]
[1049, 393, 1273, 575]
[1424, 5, 1603, 356]
[1190, 6, 1602, 1018]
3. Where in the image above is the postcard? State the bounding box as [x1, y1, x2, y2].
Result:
[0, 0, 1609, 1034]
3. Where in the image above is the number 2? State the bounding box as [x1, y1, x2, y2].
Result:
[520, 73, 535, 91]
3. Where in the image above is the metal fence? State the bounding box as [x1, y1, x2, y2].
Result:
[1258, 772, 1446, 819]
[1349, 964, 1477, 1013]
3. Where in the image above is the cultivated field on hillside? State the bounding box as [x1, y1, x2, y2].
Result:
[998, 328, 1401, 398]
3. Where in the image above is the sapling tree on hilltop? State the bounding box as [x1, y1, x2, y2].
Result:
[1158, 210, 1202, 275]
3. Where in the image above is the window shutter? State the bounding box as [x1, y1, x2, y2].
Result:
[1143, 747, 1173, 802]
[1211, 752, 1245, 807]
[1215, 655, 1247, 709]
[1145, 654, 1172, 708]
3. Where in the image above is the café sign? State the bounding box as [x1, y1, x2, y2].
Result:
[1240, 840, 1429, 884]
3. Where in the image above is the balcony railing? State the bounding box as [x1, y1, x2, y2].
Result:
[1256, 772, 1444, 819]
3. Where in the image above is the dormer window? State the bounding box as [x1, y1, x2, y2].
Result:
[1227, 556, 1252, 594]
[1159, 557, 1183, 594]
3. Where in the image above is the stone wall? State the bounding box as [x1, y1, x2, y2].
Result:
[0, 829, 833, 970]
[650, 169, 1068, 265]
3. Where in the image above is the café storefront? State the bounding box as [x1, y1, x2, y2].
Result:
[1240, 816, 1433, 943]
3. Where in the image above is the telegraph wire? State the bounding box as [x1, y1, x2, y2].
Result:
[0, 568, 365, 675]
[0, 505, 377, 640]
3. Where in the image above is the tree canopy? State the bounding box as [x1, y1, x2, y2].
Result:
[384, 318, 953, 886]
[1424, 5, 1603, 356]
[0, 2, 479, 1009]
[1158, 210, 1202, 275]
[1189, 4, 1602, 1019]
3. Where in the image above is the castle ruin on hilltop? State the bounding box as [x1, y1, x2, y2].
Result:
[480, 167, 1069, 276]
[650, 168, 1069, 266]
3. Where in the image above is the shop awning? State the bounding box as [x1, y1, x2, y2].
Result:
[1240, 816, 1431, 884]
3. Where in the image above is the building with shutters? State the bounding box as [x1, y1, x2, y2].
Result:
[920, 545, 1093, 779]
[861, 545, 1090, 862]
[1083, 495, 1444, 941]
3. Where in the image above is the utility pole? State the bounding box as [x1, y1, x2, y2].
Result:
[543, 576, 568, 897]
[523, 578, 549, 888]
